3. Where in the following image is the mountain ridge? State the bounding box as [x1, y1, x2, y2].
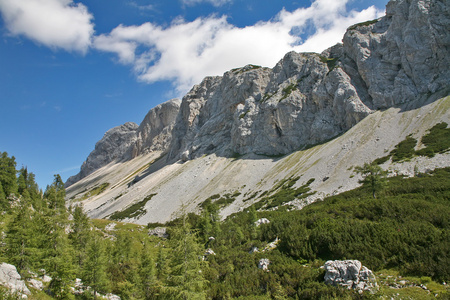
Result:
[66, 0, 450, 224]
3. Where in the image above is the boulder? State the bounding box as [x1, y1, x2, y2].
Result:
[258, 258, 270, 272]
[0, 263, 31, 296]
[324, 260, 378, 293]
[254, 218, 270, 227]
[148, 227, 168, 238]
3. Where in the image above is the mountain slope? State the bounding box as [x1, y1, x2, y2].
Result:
[66, 0, 450, 224]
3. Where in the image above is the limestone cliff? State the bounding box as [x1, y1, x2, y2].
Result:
[66, 99, 181, 186]
[168, 0, 450, 160]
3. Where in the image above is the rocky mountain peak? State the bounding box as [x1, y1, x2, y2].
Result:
[66, 99, 181, 186]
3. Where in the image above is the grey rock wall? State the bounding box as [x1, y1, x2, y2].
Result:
[167, 0, 449, 161]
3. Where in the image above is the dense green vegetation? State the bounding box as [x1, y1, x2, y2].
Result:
[109, 193, 157, 221]
[375, 122, 450, 164]
[0, 151, 449, 299]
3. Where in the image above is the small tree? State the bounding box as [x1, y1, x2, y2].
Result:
[354, 162, 389, 198]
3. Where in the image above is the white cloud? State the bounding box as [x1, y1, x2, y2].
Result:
[0, 0, 94, 53]
[181, 0, 232, 7]
[94, 0, 384, 94]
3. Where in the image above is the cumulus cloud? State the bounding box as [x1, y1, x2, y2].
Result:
[0, 0, 94, 53]
[94, 0, 384, 93]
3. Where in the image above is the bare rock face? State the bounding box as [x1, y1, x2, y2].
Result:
[0, 262, 31, 297]
[167, 0, 449, 161]
[342, 0, 450, 108]
[66, 122, 138, 186]
[66, 99, 181, 186]
[324, 260, 378, 293]
[128, 99, 181, 158]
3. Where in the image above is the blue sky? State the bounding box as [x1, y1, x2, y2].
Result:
[0, 0, 388, 189]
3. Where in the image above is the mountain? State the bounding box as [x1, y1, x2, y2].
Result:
[66, 0, 450, 224]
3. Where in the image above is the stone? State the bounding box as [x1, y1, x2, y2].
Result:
[205, 248, 216, 256]
[0, 263, 31, 296]
[249, 246, 259, 254]
[254, 218, 270, 227]
[324, 260, 378, 293]
[148, 227, 168, 238]
[258, 258, 270, 272]
[27, 278, 43, 290]
[105, 223, 117, 231]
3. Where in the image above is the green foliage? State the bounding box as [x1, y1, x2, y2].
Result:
[391, 135, 417, 162]
[252, 176, 315, 210]
[375, 122, 450, 163]
[348, 19, 379, 30]
[0, 151, 18, 199]
[261, 167, 450, 281]
[82, 233, 109, 297]
[318, 56, 339, 72]
[79, 183, 110, 201]
[109, 193, 157, 221]
[231, 64, 262, 74]
[417, 122, 450, 157]
[280, 83, 298, 101]
[1, 150, 449, 299]
[354, 162, 388, 198]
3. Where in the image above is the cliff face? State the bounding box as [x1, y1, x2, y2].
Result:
[66, 99, 181, 186]
[167, 0, 450, 161]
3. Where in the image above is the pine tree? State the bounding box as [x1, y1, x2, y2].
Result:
[69, 205, 91, 270]
[44, 174, 66, 212]
[0, 183, 6, 209]
[354, 162, 389, 198]
[166, 214, 207, 299]
[41, 205, 75, 298]
[0, 152, 18, 197]
[139, 242, 158, 299]
[5, 201, 39, 273]
[82, 233, 109, 299]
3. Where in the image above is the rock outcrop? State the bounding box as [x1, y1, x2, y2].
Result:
[66, 99, 181, 186]
[0, 262, 31, 297]
[258, 258, 270, 272]
[166, 0, 449, 161]
[324, 260, 378, 293]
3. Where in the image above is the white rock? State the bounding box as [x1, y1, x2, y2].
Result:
[254, 218, 270, 227]
[324, 260, 378, 293]
[0, 263, 31, 296]
[258, 258, 270, 271]
[27, 278, 43, 290]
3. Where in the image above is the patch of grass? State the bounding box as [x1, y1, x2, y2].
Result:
[239, 110, 249, 119]
[252, 176, 315, 210]
[261, 93, 273, 102]
[416, 122, 450, 157]
[318, 56, 339, 72]
[79, 182, 110, 201]
[348, 19, 379, 31]
[109, 193, 157, 221]
[391, 135, 417, 162]
[280, 83, 298, 101]
[374, 155, 390, 165]
[231, 64, 262, 74]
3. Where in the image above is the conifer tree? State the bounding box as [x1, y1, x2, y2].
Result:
[0, 152, 18, 197]
[166, 214, 207, 299]
[83, 233, 109, 299]
[69, 205, 91, 270]
[139, 242, 158, 299]
[44, 174, 66, 212]
[0, 183, 6, 209]
[354, 162, 389, 198]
